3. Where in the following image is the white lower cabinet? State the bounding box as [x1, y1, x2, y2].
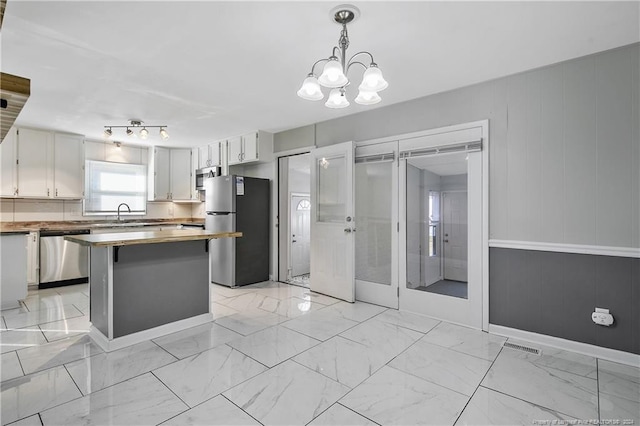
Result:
[0, 234, 28, 309]
[27, 232, 39, 285]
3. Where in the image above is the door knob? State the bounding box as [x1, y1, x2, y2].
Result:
[344, 228, 352, 233]
[444, 239, 449, 242]
[292, 240, 297, 243]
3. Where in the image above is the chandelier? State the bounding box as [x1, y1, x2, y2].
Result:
[103, 119, 169, 140]
[297, 5, 388, 109]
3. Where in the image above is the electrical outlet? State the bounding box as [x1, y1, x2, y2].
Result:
[592, 308, 614, 326]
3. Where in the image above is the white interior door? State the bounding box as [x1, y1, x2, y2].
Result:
[443, 191, 468, 282]
[310, 141, 355, 302]
[290, 194, 310, 277]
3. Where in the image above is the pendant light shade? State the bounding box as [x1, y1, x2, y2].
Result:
[318, 58, 348, 88]
[325, 88, 350, 108]
[297, 75, 324, 101]
[354, 90, 381, 105]
[358, 65, 388, 92]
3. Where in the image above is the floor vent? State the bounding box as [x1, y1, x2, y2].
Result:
[503, 342, 541, 355]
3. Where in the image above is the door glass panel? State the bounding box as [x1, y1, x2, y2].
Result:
[317, 155, 346, 223]
[406, 153, 468, 299]
[355, 160, 392, 286]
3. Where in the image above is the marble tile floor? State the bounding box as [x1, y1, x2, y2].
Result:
[1, 280, 638, 425]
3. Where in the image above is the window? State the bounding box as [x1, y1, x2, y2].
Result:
[84, 160, 147, 215]
[296, 199, 310, 211]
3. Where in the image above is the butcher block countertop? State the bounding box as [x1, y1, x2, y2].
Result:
[65, 229, 241, 247]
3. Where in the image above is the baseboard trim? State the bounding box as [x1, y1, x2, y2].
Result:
[488, 324, 640, 367]
[488, 240, 640, 258]
[89, 313, 213, 352]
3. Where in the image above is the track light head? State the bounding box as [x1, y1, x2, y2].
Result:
[103, 127, 112, 139]
[139, 127, 149, 139]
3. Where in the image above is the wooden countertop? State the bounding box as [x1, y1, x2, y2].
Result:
[65, 229, 241, 247]
[0, 218, 204, 233]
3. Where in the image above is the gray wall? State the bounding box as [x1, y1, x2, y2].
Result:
[274, 43, 640, 354]
[275, 43, 640, 249]
[490, 248, 639, 355]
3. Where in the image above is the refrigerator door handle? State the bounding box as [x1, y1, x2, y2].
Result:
[206, 212, 232, 215]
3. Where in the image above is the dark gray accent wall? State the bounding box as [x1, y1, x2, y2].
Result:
[112, 241, 209, 338]
[490, 247, 640, 355]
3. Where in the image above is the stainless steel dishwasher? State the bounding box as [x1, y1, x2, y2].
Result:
[39, 229, 90, 288]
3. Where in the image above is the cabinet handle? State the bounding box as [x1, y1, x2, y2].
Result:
[238, 153, 242, 161]
[55, 189, 58, 197]
[47, 188, 50, 197]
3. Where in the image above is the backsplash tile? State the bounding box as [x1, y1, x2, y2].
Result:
[14, 200, 64, 222]
[192, 202, 205, 218]
[0, 200, 15, 222]
[63, 201, 84, 220]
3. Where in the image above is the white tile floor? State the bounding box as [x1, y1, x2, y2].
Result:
[1, 281, 638, 426]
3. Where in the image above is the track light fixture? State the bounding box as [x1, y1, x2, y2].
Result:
[103, 120, 169, 140]
[297, 4, 388, 108]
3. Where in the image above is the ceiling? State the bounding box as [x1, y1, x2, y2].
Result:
[2, 1, 638, 148]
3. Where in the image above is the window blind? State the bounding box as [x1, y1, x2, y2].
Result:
[84, 160, 147, 215]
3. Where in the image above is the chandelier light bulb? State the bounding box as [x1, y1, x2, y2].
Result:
[354, 90, 381, 105]
[297, 75, 324, 101]
[318, 58, 348, 88]
[325, 88, 350, 109]
[139, 127, 149, 139]
[358, 65, 388, 92]
[159, 128, 169, 140]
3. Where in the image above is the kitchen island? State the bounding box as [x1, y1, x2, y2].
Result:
[66, 229, 241, 351]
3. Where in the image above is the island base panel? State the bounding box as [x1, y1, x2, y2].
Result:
[112, 241, 209, 338]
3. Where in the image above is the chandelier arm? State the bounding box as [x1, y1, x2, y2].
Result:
[309, 58, 330, 76]
[346, 61, 368, 73]
[347, 51, 376, 66]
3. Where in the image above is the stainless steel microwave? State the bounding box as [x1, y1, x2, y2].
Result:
[195, 167, 220, 191]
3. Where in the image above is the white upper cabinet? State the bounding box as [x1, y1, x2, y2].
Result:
[227, 136, 243, 165]
[16, 128, 52, 197]
[53, 133, 84, 198]
[0, 127, 18, 197]
[227, 131, 272, 165]
[198, 145, 209, 169]
[198, 141, 223, 168]
[148, 147, 194, 201]
[149, 147, 171, 201]
[169, 148, 192, 200]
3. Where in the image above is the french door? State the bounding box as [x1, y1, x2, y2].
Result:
[354, 141, 399, 308]
[309, 142, 355, 302]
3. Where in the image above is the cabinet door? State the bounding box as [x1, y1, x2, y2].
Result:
[17, 128, 52, 197]
[198, 145, 210, 168]
[242, 132, 258, 162]
[53, 134, 84, 198]
[0, 127, 17, 197]
[169, 149, 192, 200]
[153, 147, 171, 200]
[227, 136, 243, 165]
[26, 232, 38, 285]
[210, 141, 222, 167]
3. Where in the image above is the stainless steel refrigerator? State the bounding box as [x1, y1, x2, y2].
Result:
[205, 175, 270, 287]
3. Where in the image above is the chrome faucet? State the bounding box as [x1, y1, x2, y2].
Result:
[117, 203, 131, 221]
